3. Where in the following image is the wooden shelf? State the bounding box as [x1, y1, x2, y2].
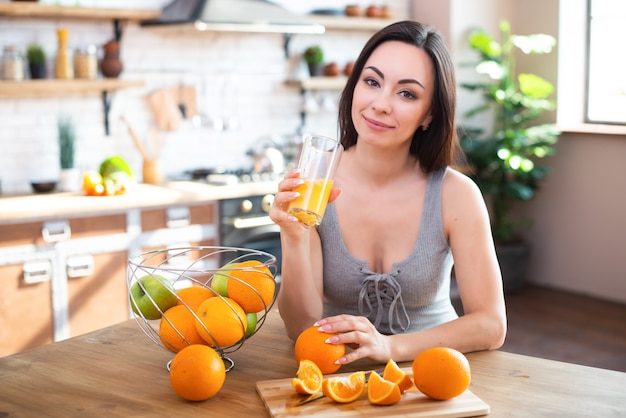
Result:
[287, 76, 347, 91]
[0, 3, 160, 20]
[0, 79, 144, 99]
[0, 78, 144, 135]
[312, 16, 395, 31]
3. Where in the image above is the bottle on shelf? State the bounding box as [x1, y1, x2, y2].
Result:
[55, 28, 74, 79]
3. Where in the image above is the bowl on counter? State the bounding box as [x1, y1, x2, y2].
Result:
[31, 181, 57, 193]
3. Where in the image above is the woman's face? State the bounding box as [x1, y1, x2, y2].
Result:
[351, 40, 434, 148]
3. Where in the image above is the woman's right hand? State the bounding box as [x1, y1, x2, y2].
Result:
[270, 169, 342, 231]
[269, 169, 303, 228]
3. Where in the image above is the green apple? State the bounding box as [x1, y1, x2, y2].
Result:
[129, 274, 177, 320]
[245, 312, 258, 338]
[211, 262, 238, 297]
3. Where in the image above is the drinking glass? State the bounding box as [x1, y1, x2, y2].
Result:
[287, 134, 343, 226]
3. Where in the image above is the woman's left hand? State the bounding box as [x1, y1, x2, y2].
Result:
[315, 314, 392, 365]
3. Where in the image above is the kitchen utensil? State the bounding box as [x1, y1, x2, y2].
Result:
[256, 368, 490, 417]
[31, 181, 57, 193]
[147, 87, 183, 131]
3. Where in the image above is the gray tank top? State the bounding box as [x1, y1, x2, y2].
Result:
[319, 168, 457, 335]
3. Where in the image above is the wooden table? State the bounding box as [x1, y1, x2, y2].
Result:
[0, 310, 624, 417]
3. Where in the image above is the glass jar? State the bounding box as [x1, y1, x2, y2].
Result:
[74, 45, 97, 79]
[2, 46, 25, 81]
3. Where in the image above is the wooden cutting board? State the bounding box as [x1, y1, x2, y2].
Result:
[256, 368, 490, 417]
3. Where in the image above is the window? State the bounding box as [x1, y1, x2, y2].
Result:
[586, 0, 626, 124]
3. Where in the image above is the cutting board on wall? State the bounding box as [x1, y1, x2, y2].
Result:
[256, 368, 490, 418]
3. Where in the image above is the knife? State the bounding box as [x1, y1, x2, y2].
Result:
[296, 368, 385, 406]
[297, 391, 325, 406]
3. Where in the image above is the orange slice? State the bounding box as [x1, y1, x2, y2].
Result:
[291, 359, 323, 395]
[322, 371, 366, 403]
[382, 358, 414, 393]
[367, 371, 402, 406]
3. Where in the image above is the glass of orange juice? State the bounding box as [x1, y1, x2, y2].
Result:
[288, 134, 343, 227]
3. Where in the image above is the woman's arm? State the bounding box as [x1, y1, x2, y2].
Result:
[270, 170, 327, 340]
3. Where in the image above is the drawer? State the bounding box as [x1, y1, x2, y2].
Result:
[0, 214, 126, 247]
[0, 261, 54, 357]
[141, 204, 215, 231]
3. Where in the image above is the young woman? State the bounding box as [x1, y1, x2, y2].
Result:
[269, 20, 506, 366]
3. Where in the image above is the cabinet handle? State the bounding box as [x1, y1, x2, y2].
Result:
[22, 260, 52, 284]
[41, 220, 71, 242]
[166, 207, 190, 228]
[66, 254, 95, 278]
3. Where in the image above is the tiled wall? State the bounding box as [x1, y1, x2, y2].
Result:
[0, 1, 410, 194]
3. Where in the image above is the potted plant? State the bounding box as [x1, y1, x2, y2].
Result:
[58, 116, 80, 192]
[459, 21, 560, 291]
[303, 45, 324, 77]
[26, 44, 46, 79]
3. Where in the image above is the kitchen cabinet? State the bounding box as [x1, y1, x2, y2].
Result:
[0, 213, 131, 357]
[136, 203, 218, 258]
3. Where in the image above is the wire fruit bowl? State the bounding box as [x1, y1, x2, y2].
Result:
[127, 246, 278, 370]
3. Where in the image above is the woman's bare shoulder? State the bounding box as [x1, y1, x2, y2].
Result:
[442, 167, 483, 199]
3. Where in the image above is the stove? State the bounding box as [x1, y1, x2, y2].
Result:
[178, 168, 282, 186]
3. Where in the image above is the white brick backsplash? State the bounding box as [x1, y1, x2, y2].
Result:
[0, 0, 410, 195]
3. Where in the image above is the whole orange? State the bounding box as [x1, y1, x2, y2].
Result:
[169, 344, 225, 401]
[412, 347, 471, 400]
[82, 170, 104, 196]
[226, 260, 275, 313]
[176, 286, 215, 311]
[195, 297, 247, 348]
[294, 325, 345, 375]
[159, 305, 207, 353]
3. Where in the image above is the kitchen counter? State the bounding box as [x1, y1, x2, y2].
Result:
[0, 180, 279, 223]
[0, 309, 624, 417]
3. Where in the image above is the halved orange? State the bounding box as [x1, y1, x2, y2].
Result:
[367, 371, 402, 406]
[292, 359, 323, 395]
[382, 358, 414, 393]
[322, 371, 366, 403]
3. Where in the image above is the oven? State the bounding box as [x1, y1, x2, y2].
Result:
[218, 193, 282, 279]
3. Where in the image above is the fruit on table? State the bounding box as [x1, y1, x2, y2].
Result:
[294, 325, 346, 375]
[382, 358, 414, 392]
[412, 347, 471, 400]
[169, 344, 226, 401]
[322, 370, 366, 403]
[82, 155, 134, 196]
[175, 286, 215, 311]
[292, 359, 323, 395]
[195, 296, 247, 347]
[367, 371, 402, 405]
[244, 312, 258, 339]
[210, 262, 235, 297]
[225, 260, 274, 313]
[82, 170, 105, 196]
[159, 305, 207, 353]
[211, 260, 275, 313]
[129, 274, 177, 320]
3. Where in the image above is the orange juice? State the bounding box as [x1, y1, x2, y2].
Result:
[288, 178, 334, 226]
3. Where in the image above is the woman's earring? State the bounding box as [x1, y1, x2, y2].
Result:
[421, 124, 429, 131]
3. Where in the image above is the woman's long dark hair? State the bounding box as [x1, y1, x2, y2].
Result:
[337, 20, 459, 173]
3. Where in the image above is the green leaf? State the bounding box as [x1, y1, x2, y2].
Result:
[469, 31, 501, 58]
[518, 73, 554, 99]
[512, 34, 556, 54]
[476, 61, 504, 79]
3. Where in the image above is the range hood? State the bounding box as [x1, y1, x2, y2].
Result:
[142, 0, 325, 35]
